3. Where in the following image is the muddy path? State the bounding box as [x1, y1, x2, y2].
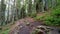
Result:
[9, 17, 60, 34]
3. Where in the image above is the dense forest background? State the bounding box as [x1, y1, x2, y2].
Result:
[0, 0, 60, 34]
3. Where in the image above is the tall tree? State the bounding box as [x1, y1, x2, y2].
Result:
[44, 0, 49, 11]
[51, 0, 57, 8]
[16, 0, 21, 19]
[28, 0, 32, 16]
[0, 0, 6, 26]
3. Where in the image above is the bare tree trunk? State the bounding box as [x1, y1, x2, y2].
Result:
[51, 0, 57, 8]
[25, 0, 29, 17]
[28, 0, 32, 16]
[44, 0, 49, 11]
[16, 0, 21, 19]
[0, 0, 6, 26]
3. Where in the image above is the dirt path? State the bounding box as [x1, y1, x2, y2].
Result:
[9, 17, 60, 34]
[9, 17, 44, 34]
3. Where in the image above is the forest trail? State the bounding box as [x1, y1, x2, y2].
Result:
[9, 17, 44, 34]
[9, 12, 46, 31]
[9, 17, 60, 34]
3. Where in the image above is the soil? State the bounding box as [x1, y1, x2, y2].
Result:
[9, 17, 60, 34]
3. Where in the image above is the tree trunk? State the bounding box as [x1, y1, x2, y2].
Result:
[0, 0, 6, 26]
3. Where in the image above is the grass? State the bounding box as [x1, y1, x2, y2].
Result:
[0, 29, 10, 34]
[0, 22, 14, 34]
[1, 29, 10, 34]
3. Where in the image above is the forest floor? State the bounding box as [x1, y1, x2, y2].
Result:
[1, 11, 60, 34]
[9, 12, 48, 31]
[0, 12, 46, 34]
[9, 17, 60, 34]
[9, 17, 44, 34]
[7, 12, 46, 34]
[9, 11, 60, 34]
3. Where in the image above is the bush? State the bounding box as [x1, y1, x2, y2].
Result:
[34, 7, 60, 26]
[45, 8, 60, 26]
[0, 29, 10, 34]
[34, 15, 45, 21]
[29, 12, 36, 18]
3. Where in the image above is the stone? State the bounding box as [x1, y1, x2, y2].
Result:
[37, 26, 45, 30]
[26, 22, 30, 26]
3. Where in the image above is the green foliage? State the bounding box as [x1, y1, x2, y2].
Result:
[29, 12, 36, 18]
[2, 30, 10, 34]
[45, 8, 60, 26]
[34, 15, 44, 21]
[34, 5, 60, 26]
[0, 29, 10, 34]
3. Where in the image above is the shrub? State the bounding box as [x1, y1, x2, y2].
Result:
[45, 8, 60, 26]
[34, 7, 60, 26]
